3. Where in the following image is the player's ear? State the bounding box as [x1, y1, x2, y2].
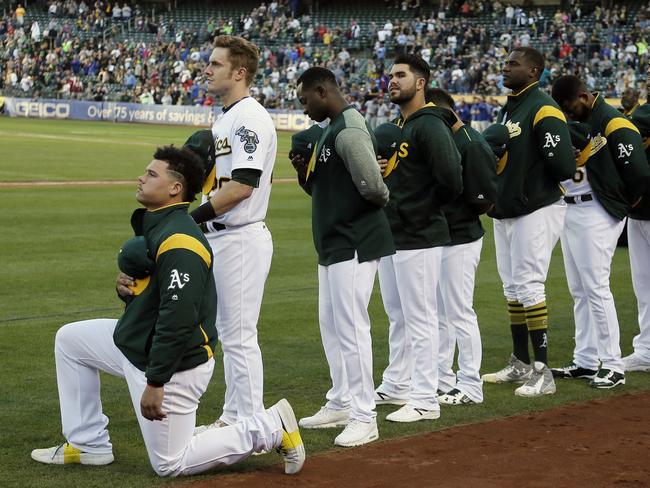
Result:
[169, 180, 183, 199]
[315, 83, 327, 100]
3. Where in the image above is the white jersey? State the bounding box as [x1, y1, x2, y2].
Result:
[561, 165, 593, 196]
[204, 96, 277, 227]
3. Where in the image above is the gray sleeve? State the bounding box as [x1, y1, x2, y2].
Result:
[335, 127, 390, 207]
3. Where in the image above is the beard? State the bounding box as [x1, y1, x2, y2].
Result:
[389, 84, 417, 105]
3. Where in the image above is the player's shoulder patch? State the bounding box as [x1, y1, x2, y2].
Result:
[235, 125, 260, 154]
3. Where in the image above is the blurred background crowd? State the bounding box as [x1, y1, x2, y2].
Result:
[1, 0, 647, 124]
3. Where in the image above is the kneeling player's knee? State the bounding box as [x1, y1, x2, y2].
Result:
[54, 323, 78, 355]
[151, 460, 180, 477]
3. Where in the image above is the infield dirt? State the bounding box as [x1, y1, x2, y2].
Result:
[180, 391, 650, 488]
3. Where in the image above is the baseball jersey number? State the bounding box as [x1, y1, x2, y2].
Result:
[572, 167, 585, 183]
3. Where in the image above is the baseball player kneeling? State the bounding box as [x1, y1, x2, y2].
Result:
[31, 147, 304, 477]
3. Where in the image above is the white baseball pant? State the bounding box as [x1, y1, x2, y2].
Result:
[54, 319, 283, 476]
[207, 221, 273, 424]
[494, 200, 566, 307]
[437, 237, 484, 403]
[318, 255, 378, 423]
[375, 255, 412, 401]
[376, 248, 443, 411]
[628, 218, 650, 361]
[561, 199, 625, 372]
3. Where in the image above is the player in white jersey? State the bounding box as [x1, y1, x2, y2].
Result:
[191, 36, 276, 427]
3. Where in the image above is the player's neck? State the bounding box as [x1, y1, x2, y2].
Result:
[399, 94, 426, 121]
[221, 85, 250, 109]
[326, 93, 350, 120]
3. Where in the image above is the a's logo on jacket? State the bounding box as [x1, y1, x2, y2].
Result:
[319, 146, 331, 163]
[505, 120, 521, 138]
[235, 126, 260, 153]
[617, 143, 633, 159]
[168, 269, 190, 290]
[543, 132, 560, 148]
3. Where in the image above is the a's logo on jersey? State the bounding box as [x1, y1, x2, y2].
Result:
[590, 134, 607, 156]
[168, 269, 190, 290]
[235, 126, 260, 153]
[618, 143, 633, 158]
[319, 146, 331, 163]
[214, 137, 232, 157]
[543, 132, 560, 148]
[505, 120, 521, 138]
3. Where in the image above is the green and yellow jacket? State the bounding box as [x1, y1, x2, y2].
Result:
[629, 103, 650, 220]
[305, 106, 395, 266]
[489, 82, 575, 219]
[384, 103, 463, 249]
[113, 203, 217, 386]
[578, 94, 650, 220]
[444, 124, 498, 245]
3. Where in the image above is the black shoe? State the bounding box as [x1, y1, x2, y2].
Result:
[589, 369, 625, 389]
[550, 362, 597, 379]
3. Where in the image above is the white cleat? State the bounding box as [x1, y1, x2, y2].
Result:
[622, 353, 650, 372]
[31, 443, 114, 466]
[334, 418, 378, 447]
[273, 398, 306, 475]
[515, 362, 556, 397]
[385, 403, 441, 422]
[482, 354, 533, 384]
[374, 390, 408, 406]
[298, 406, 349, 429]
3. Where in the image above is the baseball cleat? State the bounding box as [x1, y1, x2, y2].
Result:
[334, 418, 378, 447]
[374, 390, 408, 406]
[194, 418, 231, 436]
[514, 362, 556, 397]
[482, 354, 533, 384]
[438, 388, 478, 405]
[589, 369, 625, 389]
[31, 443, 114, 466]
[550, 362, 598, 379]
[298, 406, 349, 429]
[622, 353, 650, 372]
[386, 403, 441, 422]
[272, 398, 305, 475]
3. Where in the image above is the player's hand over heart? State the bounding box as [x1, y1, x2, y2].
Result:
[116, 272, 135, 296]
[377, 155, 388, 175]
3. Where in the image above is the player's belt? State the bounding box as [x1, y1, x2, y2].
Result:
[564, 193, 593, 204]
[200, 222, 227, 233]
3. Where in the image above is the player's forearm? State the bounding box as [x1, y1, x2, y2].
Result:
[191, 180, 254, 223]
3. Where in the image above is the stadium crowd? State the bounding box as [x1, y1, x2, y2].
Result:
[1, 0, 649, 123]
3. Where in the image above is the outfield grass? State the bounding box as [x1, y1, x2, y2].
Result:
[0, 117, 648, 488]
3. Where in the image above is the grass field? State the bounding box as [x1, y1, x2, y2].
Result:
[1, 116, 648, 488]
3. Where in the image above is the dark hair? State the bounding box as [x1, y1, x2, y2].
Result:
[426, 88, 456, 111]
[296, 66, 338, 91]
[551, 75, 586, 107]
[213, 35, 259, 85]
[153, 146, 204, 202]
[393, 54, 431, 85]
[511, 47, 545, 75]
